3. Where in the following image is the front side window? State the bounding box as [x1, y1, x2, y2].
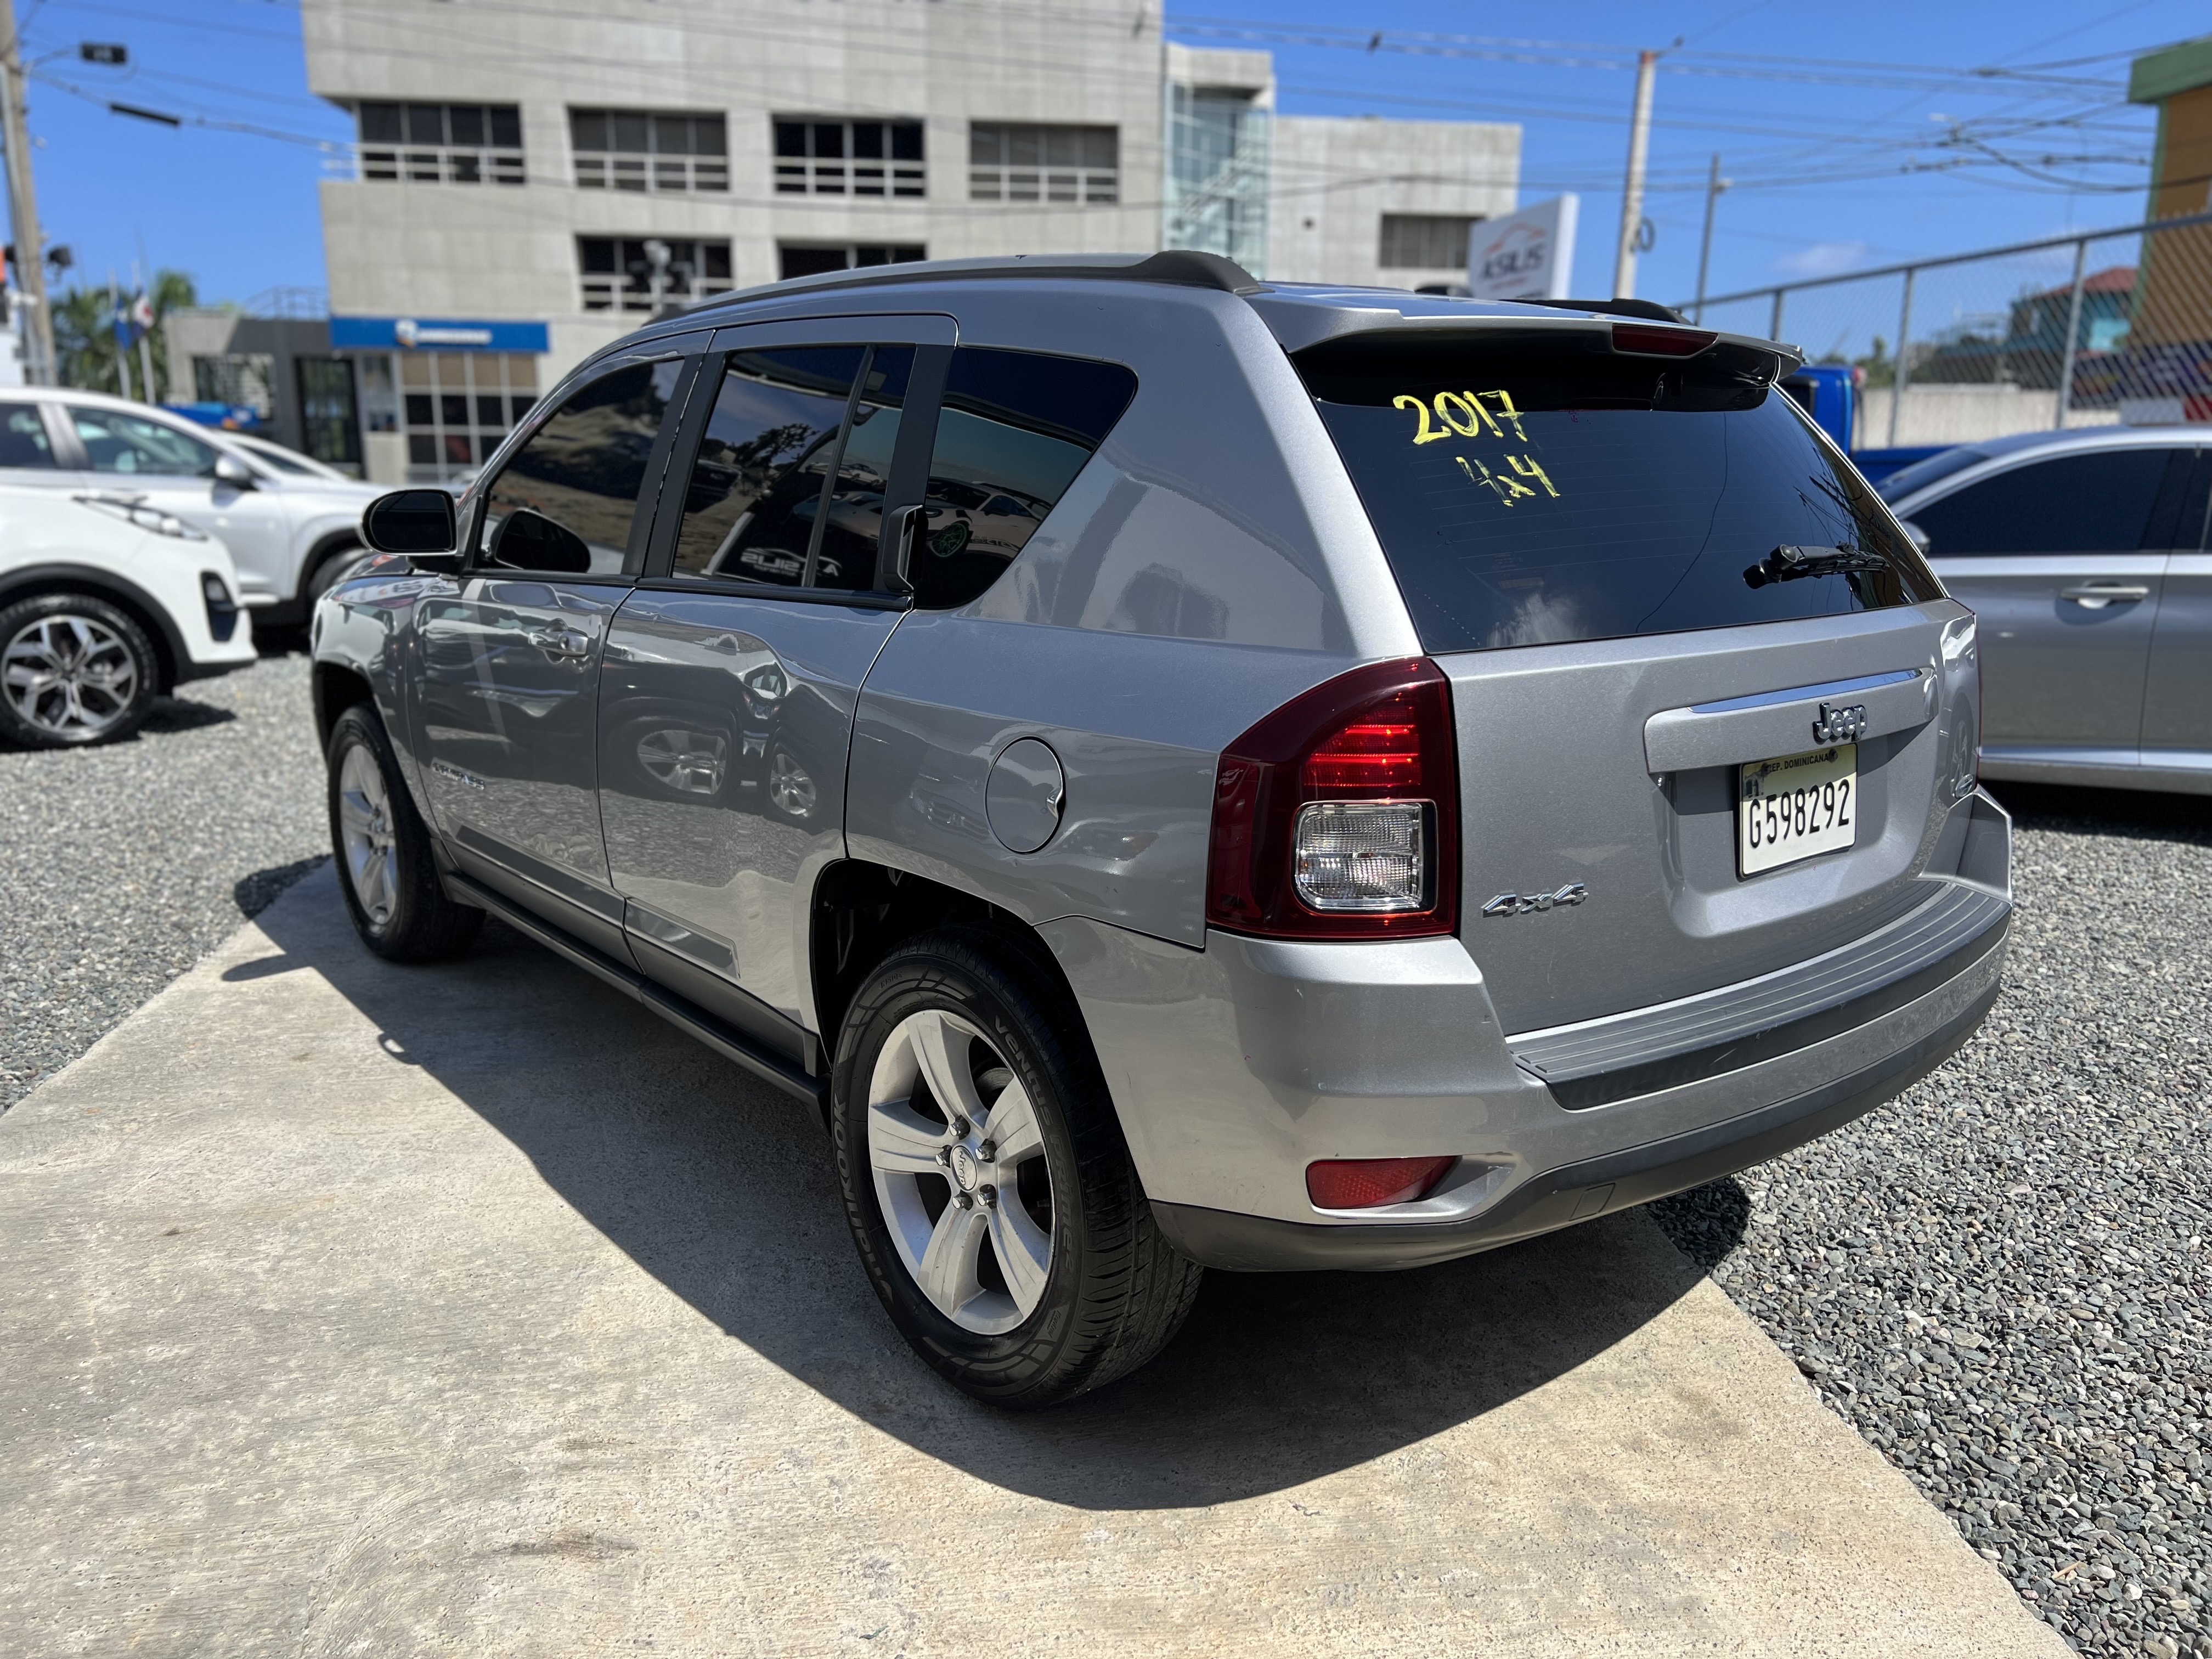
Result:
[774, 117, 924, 196]
[1906, 449, 2197, 555]
[479, 360, 683, 576]
[670, 346, 916, 591]
[968, 123, 1118, 204]
[571, 109, 729, 192]
[1298, 332, 1940, 655]
[70, 408, 218, 477]
[356, 101, 523, 185]
[912, 347, 1137, 611]
[578, 236, 735, 313]
[0, 404, 55, 468]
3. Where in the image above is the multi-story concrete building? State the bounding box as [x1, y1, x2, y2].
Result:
[293, 0, 1518, 482]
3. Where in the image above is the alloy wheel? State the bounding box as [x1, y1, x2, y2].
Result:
[336, 742, 399, 927]
[2, 613, 139, 741]
[867, 1008, 1055, 1335]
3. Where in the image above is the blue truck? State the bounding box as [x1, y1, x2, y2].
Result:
[1780, 363, 1942, 486]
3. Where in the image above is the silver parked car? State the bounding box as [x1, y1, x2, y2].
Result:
[312, 253, 2011, 1406]
[1882, 426, 2210, 794]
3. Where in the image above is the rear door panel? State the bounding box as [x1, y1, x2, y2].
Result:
[1444, 602, 1974, 1034]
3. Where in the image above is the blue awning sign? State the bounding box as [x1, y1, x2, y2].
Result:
[330, 315, 550, 353]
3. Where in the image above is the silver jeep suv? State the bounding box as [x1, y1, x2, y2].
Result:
[312, 252, 2011, 1406]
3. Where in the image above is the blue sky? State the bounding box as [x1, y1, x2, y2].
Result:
[10, 0, 2207, 311]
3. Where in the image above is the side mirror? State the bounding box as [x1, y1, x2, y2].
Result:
[487, 507, 591, 574]
[361, 488, 459, 557]
[212, 453, 258, 491]
[1897, 518, 1932, 556]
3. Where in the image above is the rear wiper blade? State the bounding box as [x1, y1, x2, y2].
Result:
[1743, 544, 1892, 589]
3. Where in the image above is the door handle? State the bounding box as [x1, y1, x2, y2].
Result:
[524, 624, 593, 658]
[2059, 584, 2149, 607]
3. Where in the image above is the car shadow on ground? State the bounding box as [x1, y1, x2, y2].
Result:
[243, 881, 1733, 1510]
[1987, 779, 2212, 844]
[140, 696, 239, 735]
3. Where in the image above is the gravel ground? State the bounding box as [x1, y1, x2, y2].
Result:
[0, 650, 328, 1111]
[1657, 783, 2212, 1659]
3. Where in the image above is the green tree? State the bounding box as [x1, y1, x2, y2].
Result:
[52, 269, 198, 401]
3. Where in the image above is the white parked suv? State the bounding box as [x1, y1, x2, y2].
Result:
[0, 388, 380, 628]
[0, 481, 257, 746]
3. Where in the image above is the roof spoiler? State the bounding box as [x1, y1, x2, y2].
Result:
[1514, 297, 1694, 325]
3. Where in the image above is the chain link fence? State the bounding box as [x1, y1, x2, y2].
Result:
[1682, 209, 2212, 453]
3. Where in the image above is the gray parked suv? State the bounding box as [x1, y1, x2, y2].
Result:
[312, 252, 2012, 1406]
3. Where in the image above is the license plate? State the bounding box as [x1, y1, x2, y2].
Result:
[1738, 744, 1857, 877]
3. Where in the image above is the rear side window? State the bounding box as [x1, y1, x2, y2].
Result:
[1298, 333, 1939, 655]
[1908, 448, 2199, 555]
[911, 346, 1136, 610]
[668, 345, 917, 591]
[0, 404, 54, 467]
[479, 358, 682, 575]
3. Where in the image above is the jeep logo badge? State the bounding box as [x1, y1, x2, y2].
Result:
[1812, 702, 1867, 744]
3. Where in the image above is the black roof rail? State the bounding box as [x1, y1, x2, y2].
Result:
[686, 249, 1263, 317]
[1515, 297, 1694, 325]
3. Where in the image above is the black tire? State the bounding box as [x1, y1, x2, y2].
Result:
[0, 591, 159, 748]
[832, 927, 1204, 1408]
[325, 703, 483, 962]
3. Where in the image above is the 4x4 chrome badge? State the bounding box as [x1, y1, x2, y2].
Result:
[1482, 883, 1588, 918]
[1812, 701, 1868, 743]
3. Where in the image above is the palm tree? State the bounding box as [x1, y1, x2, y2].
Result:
[51, 269, 198, 400]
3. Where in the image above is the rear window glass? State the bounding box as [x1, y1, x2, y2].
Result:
[1298, 333, 1940, 655]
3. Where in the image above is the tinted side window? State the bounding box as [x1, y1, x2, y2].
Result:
[1911, 449, 2181, 556]
[912, 346, 1136, 611]
[670, 347, 861, 587]
[71, 408, 217, 477]
[0, 404, 55, 468]
[480, 359, 682, 575]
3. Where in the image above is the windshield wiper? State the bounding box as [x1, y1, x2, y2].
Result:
[1743, 544, 1892, 589]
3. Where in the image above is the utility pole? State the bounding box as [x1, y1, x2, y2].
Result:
[131, 260, 154, 401]
[108, 270, 128, 398]
[0, 0, 52, 385]
[1612, 48, 1658, 298]
[1693, 155, 1729, 321]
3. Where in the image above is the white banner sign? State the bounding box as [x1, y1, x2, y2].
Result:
[1468, 196, 1579, 301]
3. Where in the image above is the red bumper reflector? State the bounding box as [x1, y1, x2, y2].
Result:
[1306, 1155, 1457, 1210]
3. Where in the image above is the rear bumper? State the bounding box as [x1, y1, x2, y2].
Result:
[1154, 960, 1997, 1270]
[1045, 788, 2011, 1273]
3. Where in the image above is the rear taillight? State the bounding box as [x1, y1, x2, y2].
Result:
[1205, 658, 1458, 940]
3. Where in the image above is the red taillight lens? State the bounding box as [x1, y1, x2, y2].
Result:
[1307, 1156, 1457, 1210]
[1613, 322, 1717, 357]
[1206, 658, 1459, 940]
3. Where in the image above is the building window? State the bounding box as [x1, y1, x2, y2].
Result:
[191, 354, 276, 420]
[1164, 86, 1267, 275]
[969, 123, 1118, 204]
[774, 119, 923, 196]
[356, 101, 523, 185]
[1380, 214, 1481, 270]
[778, 244, 926, 282]
[397, 352, 539, 484]
[578, 237, 735, 312]
[571, 110, 729, 192]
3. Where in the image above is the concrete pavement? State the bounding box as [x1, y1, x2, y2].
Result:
[0, 865, 2069, 1657]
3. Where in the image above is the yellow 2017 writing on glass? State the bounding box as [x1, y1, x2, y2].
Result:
[1392, 388, 1528, 445]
